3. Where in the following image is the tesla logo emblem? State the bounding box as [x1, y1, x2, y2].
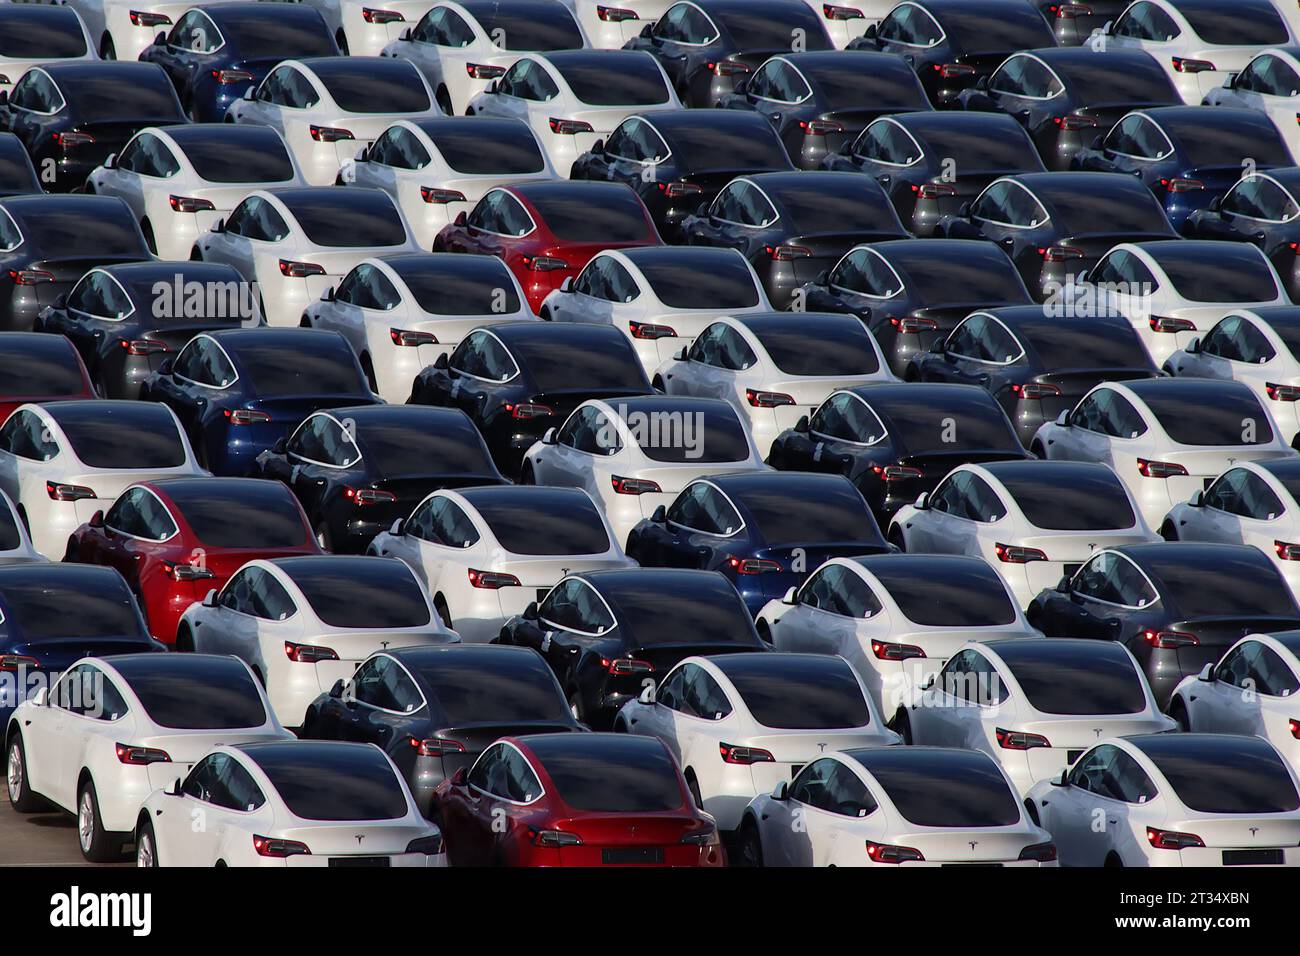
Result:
[380, 641, 389, 649]
[968, 841, 978, 851]
[1087, 543, 1096, 552]
[1250, 827, 1259, 837]
[1227, 458, 1237, 466]
[561, 568, 570, 575]
[1093, 728, 1103, 738]
[818, 743, 827, 752]
[628, 826, 637, 835]
[355, 835, 365, 845]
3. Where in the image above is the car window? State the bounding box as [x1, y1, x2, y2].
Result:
[809, 392, 886, 444]
[351, 655, 423, 712]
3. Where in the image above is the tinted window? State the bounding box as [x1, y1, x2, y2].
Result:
[286, 560, 432, 628]
[751, 319, 880, 376]
[1140, 388, 1272, 445]
[0, 342, 84, 396]
[869, 561, 1017, 626]
[1181, 5, 1287, 44]
[474, 493, 610, 555]
[222, 12, 337, 59]
[237, 341, 365, 397]
[360, 419, 495, 477]
[416, 654, 568, 722]
[63, 71, 181, 120]
[553, 57, 669, 105]
[283, 193, 407, 247]
[879, 395, 1020, 455]
[716, 9, 830, 49]
[0, 578, 141, 640]
[250, 745, 409, 820]
[1037, 188, 1171, 236]
[394, 259, 521, 315]
[804, 64, 925, 111]
[1002, 645, 1146, 715]
[603, 579, 757, 646]
[477, 10, 583, 50]
[167, 482, 308, 549]
[0, 10, 87, 58]
[1155, 248, 1279, 303]
[1141, 738, 1299, 814]
[50, 405, 185, 468]
[636, 255, 759, 310]
[937, 7, 1054, 49]
[1145, 552, 1297, 618]
[428, 125, 545, 175]
[739, 482, 879, 545]
[1055, 59, 1176, 105]
[509, 335, 647, 393]
[771, 182, 897, 234]
[864, 753, 1021, 827]
[724, 658, 870, 729]
[622, 403, 750, 463]
[532, 738, 683, 811]
[175, 130, 295, 184]
[20, 204, 146, 257]
[529, 189, 650, 242]
[998, 468, 1136, 531]
[313, 62, 430, 112]
[664, 122, 790, 173]
[1165, 117, 1291, 168]
[117, 658, 267, 729]
[1020, 320, 1148, 370]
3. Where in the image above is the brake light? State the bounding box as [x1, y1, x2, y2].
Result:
[466, 63, 506, 79]
[162, 561, 215, 582]
[253, 835, 310, 857]
[169, 195, 216, 213]
[866, 840, 924, 863]
[8, 269, 54, 285]
[53, 132, 94, 148]
[129, 10, 171, 26]
[1143, 629, 1199, 649]
[1136, 458, 1188, 479]
[0, 655, 39, 673]
[889, 315, 938, 333]
[656, 181, 703, 199]
[390, 328, 438, 347]
[799, 119, 845, 135]
[1038, 245, 1083, 262]
[1149, 316, 1196, 334]
[603, 657, 654, 675]
[764, 244, 812, 260]
[1053, 114, 1099, 130]
[746, 388, 795, 408]
[1159, 177, 1204, 193]
[343, 487, 398, 506]
[46, 482, 95, 501]
[309, 125, 354, 143]
[211, 69, 254, 85]
[284, 641, 339, 663]
[467, 568, 521, 589]
[916, 182, 957, 200]
[224, 408, 271, 425]
[420, 187, 467, 204]
[1018, 841, 1058, 861]
[505, 402, 555, 419]
[549, 118, 593, 135]
[361, 7, 404, 22]
[119, 338, 169, 356]
[994, 543, 1048, 563]
[1276, 540, 1300, 560]
[870, 464, 924, 481]
[115, 743, 171, 765]
[726, 555, 783, 574]
[531, 829, 582, 847]
[870, 639, 925, 661]
[1267, 382, 1300, 402]
[629, 320, 676, 339]
[995, 727, 1051, 750]
[521, 255, 567, 271]
[597, 5, 638, 20]
[412, 737, 465, 757]
[934, 63, 977, 79]
[278, 259, 326, 278]
[1171, 58, 1214, 74]
[823, 3, 864, 18]
[1146, 826, 1203, 849]
[719, 742, 774, 764]
[406, 833, 445, 854]
[681, 823, 721, 845]
[708, 60, 751, 76]
[610, 475, 660, 495]
[1011, 382, 1061, 400]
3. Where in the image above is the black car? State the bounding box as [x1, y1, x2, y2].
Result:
[1185, 168, 1300, 301]
[913, 306, 1160, 446]
[302, 644, 584, 816]
[767, 382, 1030, 523]
[823, 112, 1046, 236]
[497, 567, 768, 727]
[35, 261, 257, 398]
[1034, 0, 1128, 45]
[719, 51, 931, 170]
[1028, 542, 1300, 705]
[625, 471, 889, 617]
[852, 0, 1059, 107]
[253, 404, 508, 553]
[0, 62, 185, 194]
[625, 0, 833, 108]
[0, 194, 151, 333]
[0, 133, 40, 198]
[940, 172, 1178, 299]
[141, 3, 339, 122]
[960, 48, 1180, 170]
[408, 322, 652, 478]
[680, 171, 909, 309]
[571, 110, 794, 242]
[0, 332, 95, 420]
[799, 238, 1034, 377]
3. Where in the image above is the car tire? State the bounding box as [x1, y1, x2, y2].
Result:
[686, 772, 703, 809]
[1168, 698, 1190, 731]
[888, 527, 906, 552]
[100, 34, 115, 60]
[336, 29, 349, 54]
[892, 709, 913, 744]
[6, 733, 43, 812]
[136, 816, 159, 867]
[434, 595, 452, 630]
[436, 87, 453, 116]
[175, 625, 194, 653]
[1023, 798, 1040, 827]
[736, 817, 764, 868]
[1159, 520, 1178, 542]
[78, 778, 125, 863]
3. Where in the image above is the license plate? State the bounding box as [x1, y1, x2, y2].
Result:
[328, 856, 390, 867]
[1066, 750, 1083, 764]
[1223, 848, 1283, 866]
[790, 764, 803, 779]
[601, 847, 663, 865]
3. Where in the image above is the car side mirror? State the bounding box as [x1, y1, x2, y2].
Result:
[165, 778, 183, 797]
[202, 588, 219, 608]
[1207, 196, 1221, 213]
[486, 80, 497, 95]
[329, 679, 344, 699]
[89, 510, 104, 528]
[1189, 490, 1204, 508]
[1185, 335, 1200, 354]
[815, 269, 829, 286]
[863, 23, 877, 40]
[272, 436, 288, 455]
[957, 201, 971, 218]
[640, 22, 653, 37]
[541, 427, 557, 445]
[1055, 410, 1070, 427]
[733, 76, 749, 94]
[211, 218, 225, 234]
[432, 352, 449, 370]
[390, 517, 406, 535]
[243, 86, 256, 101]
[781, 585, 797, 606]
[1090, 134, 1103, 150]
[1055, 575, 1071, 593]
[651, 504, 666, 523]
[771, 780, 790, 801]
[913, 492, 929, 510]
[450, 767, 469, 787]
[560, 276, 573, 292]
[157, 356, 174, 375]
[321, 286, 335, 303]
[674, 345, 687, 361]
[399, 27, 411, 41]
[974, 75, 988, 90]
[1198, 663, 1214, 682]
[638, 685, 656, 705]
[0, 91, 8, 108]
[590, 138, 604, 154]
[794, 415, 809, 434]
[1050, 770, 1068, 787]
[453, 211, 468, 227]
[31, 686, 47, 707]
[154, 30, 166, 45]
[103, 153, 117, 170]
[523, 601, 539, 620]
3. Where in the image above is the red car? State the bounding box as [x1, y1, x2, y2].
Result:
[0, 332, 95, 421]
[64, 477, 321, 644]
[434, 180, 662, 314]
[435, 733, 725, 867]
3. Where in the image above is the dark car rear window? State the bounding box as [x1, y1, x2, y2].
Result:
[169, 484, 308, 549]
[0, 343, 84, 396]
[285, 193, 407, 247]
[880, 397, 1021, 455]
[53, 405, 186, 468]
[609, 580, 757, 646]
[0, 579, 140, 640]
[1141, 738, 1300, 814]
[624, 403, 751, 463]
[1144, 552, 1298, 618]
[910, 123, 1042, 172]
[252, 746, 409, 820]
[416, 654, 569, 722]
[665, 122, 791, 173]
[22, 206, 146, 258]
[716, 9, 831, 50]
[870, 561, 1018, 626]
[238, 342, 366, 397]
[725, 658, 870, 728]
[1020, 320, 1149, 370]
[939, 8, 1055, 52]
[998, 469, 1136, 531]
[1181, 5, 1287, 45]
[474, 493, 611, 555]
[1056, 60, 1176, 106]
[1156, 248, 1280, 303]
[510, 335, 647, 394]
[1168, 118, 1292, 169]
[893, 252, 1025, 304]
[773, 182, 898, 234]
[1039, 189, 1171, 237]
[1002, 645, 1147, 715]
[0, 10, 86, 58]
[534, 738, 683, 811]
[224, 13, 337, 59]
[805, 64, 926, 111]
[64, 73, 181, 121]
[530, 189, 651, 243]
[176, 131, 296, 184]
[865, 754, 1021, 827]
[637, 255, 760, 310]
[314, 63, 430, 112]
[752, 320, 881, 376]
[1141, 389, 1273, 445]
[360, 420, 496, 477]
[429, 126, 545, 175]
[480, 10, 584, 50]
[288, 561, 431, 628]
[553, 57, 669, 105]
[739, 482, 879, 546]
[120, 659, 267, 729]
[0, 151, 36, 192]
[395, 259, 522, 315]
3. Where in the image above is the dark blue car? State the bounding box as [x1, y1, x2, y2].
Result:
[139, 327, 378, 477]
[140, 3, 338, 122]
[624, 471, 889, 617]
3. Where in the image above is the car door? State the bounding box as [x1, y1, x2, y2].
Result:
[909, 649, 973, 745]
[333, 655, 422, 749]
[774, 758, 866, 867]
[1194, 640, 1263, 733]
[199, 567, 268, 663]
[636, 481, 736, 568]
[1039, 744, 1128, 867]
[157, 754, 246, 864]
[1215, 54, 1300, 141]
[985, 54, 1065, 152]
[1186, 467, 1250, 543]
[966, 181, 1051, 284]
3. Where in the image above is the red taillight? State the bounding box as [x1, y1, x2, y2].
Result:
[8, 269, 55, 285]
[115, 743, 171, 765]
[467, 567, 521, 589]
[719, 742, 774, 764]
[412, 737, 466, 757]
[933, 63, 977, 79]
[549, 118, 594, 135]
[915, 182, 957, 200]
[130, 10, 171, 26]
[1277, 540, 1300, 561]
[597, 5, 639, 20]
[889, 315, 939, 333]
[505, 402, 555, 420]
[1146, 826, 1203, 850]
[284, 641, 338, 663]
[521, 255, 567, 272]
[1018, 841, 1058, 861]
[726, 555, 783, 574]
[1149, 316, 1196, 334]
[764, 243, 812, 260]
[162, 561, 215, 582]
[467, 63, 507, 81]
[746, 388, 794, 408]
[1136, 458, 1188, 479]
[870, 639, 925, 661]
[1267, 382, 1300, 402]
[343, 486, 398, 506]
[1159, 177, 1204, 193]
[278, 259, 326, 278]
[823, 3, 864, 18]
[309, 125, 354, 143]
[1011, 382, 1061, 400]
[46, 481, 96, 501]
[531, 828, 582, 847]
[603, 657, 654, 675]
[224, 408, 271, 426]
[1038, 245, 1083, 262]
[253, 834, 310, 857]
[655, 181, 703, 199]
[0, 654, 39, 673]
[1289, 718, 1300, 740]
[1053, 114, 1099, 131]
[610, 475, 660, 495]
[1171, 57, 1214, 74]
[362, 7, 404, 22]
[170, 195, 216, 213]
[799, 119, 845, 136]
[211, 69, 254, 85]
[420, 187, 467, 204]
[708, 60, 751, 76]
[120, 338, 169, 356]
[870, 464, 925, 482]
[629, 320, 676, 339]
[994, 542, 1048, 563]
[1143, 629, 1199, 649]
[53, 132, 94, 149]
[995, 727, 1051, 750]
[866, 840, 924, 863]
[390, 328, 438, 347]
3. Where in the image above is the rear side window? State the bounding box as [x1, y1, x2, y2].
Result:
[289, 561, 431, 628]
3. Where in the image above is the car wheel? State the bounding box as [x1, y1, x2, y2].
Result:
[1030, 441, 1046, 459]
[736, 817, 764, 868]
[1104, 852, 1123, 867]
[519, 462, 536, 485]
[436, 87, 453, 116]
[7, 733, 43, 812]
[892, 709, 912, 744]
[136, 817, 159, 867]
[360, 354, 379, 394]
[888, 527, 906, 552]
[1159, 520, 1178, 542]
[1168, 698, 1190, 732]
[141, 220, 157, 256]
[175, 625, 194, 653]
[335, 29, 349, 54]
[100, 34, 115, 60]
[78, 778, 124, 862]
[1023, 798, 1040, 827]
[686, 772, 703, 809]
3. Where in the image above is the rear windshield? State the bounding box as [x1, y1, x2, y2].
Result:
[54, 407, 186, 468]
[1157, 249, 1280, 303]
[225, 14, 337, 59]
[475, 496, 610, 555]
[510, 336, 647, 393]
[625, 403, 751, 463]
[938, 8, 1054, 52]
[0, 344, 84, 396]
[126, 663, 267, 729]
[1268, 322, 1300, 362]
[529, 190, 649, 243]
[0, 501, 18, 551]
[907, 124, 1041, 172]
[727, 660, 870, 728]
[716, 9, 831, 50]
[1181, 5, 1287, 45]
[870, 563, 1017, 626]
[0, 151, 36, 191]
[23, 206, 145, 258]
[429, 127, 545, 175]
[315, 64, 430, 112]
[361, 422, 496, 477]
[238, 343, 364, 397]
[740, 484, 879, 546]
[417, 656, 569, 722]
[289, 561, 432, 628]
[0, 581, 139, 640]
[0, 12, 86, 58]
[1057, 61, 1175, 106]
[882, 399, 1020, 455]
[806, 65, 925, 111]
[170, 486, 307, 549]
[482, 10, 584, 50]
[1141, 390, 1273, 445]
[893, 253, 1024, 303]
[538, 740, 683, 811]
[610, 583, 756, 645]
[554, 58, 669, 106]
[64, 74, 180, 120]
[752, 321, 880, 376]
[1021, 321, 1147, 370]
[397, 262, 521, 315]
[998, 470, 1136, 531]
[178, 133, 295, 184]
[287, 195, 407, 247]
[1145, 741, 1300, 814]
[1040, 189, 1171, 237]
[869, 757, 1021, 827]
[1004, 647, 1147, 715]
[665, 123, 790, 173]
[254, 747, 408, 820]
[638, 256, 760, 310]
[1170, 119, 1291, 169]
[1145, 553, 1297, 618]
[774, 184, 896, 234]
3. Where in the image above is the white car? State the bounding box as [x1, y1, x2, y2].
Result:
[0, 400, 205, 559]
[1168, 632, 1300, 765]
[65, 0, 241, 61]
[1164, 307, 1300, 445]
[889, 460, 1159, 609]
[302, 253, 534, 402]
[521, 395, 767, 544]
[466, 50, 682, 176]
[540, 246, 772, 374]
[180, 555, 459, 727]
[135, 740, 446, 866]
[341, 117, 558, 249]
[0, 488, 44, 566]
[1075, 240, 1289, 367]
[368, 484, 634, 643]
[1100, 0, 1294, 104]
[905, 639, 1176, 796]
[298, 0, 437, 56]
[192, 187, 423, 327]
[5, 654, 291, 862]
[87, 124, 307, 260]
[380, 0, 589, 116]
[1203, 48, 1300, 154]
[226, 57, 441, 186]
[797, 0, 892, 47]
[1026, 733, 1300, 867]
[616, 652, 898, 830]
[562, 0, 675, 48]
[1031, 378, 1296, 531]
[1164, 459, 1300, 595]
[760, 554, 1040, 722]
[737, 746, 1057, 867]
[0, 4, 96, 94]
